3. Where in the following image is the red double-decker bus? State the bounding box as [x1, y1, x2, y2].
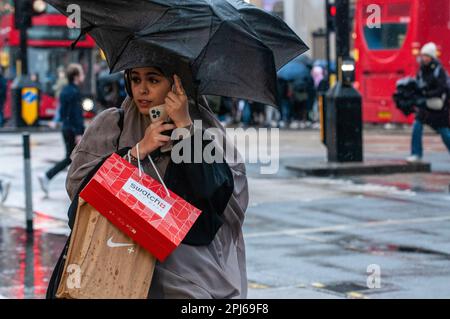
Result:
[0, 4, 97, 120]
[354, 0, 450, 124]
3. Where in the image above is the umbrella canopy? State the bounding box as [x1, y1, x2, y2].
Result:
[46, 0, 308, 106]
[278, 57, 310, 82]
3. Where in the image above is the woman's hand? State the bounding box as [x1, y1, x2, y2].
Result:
[165, 74, 192, 128]
[132, 121, 176, 159]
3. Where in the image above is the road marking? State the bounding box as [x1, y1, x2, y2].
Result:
[248, 282, 270, 289]
[245, 216, 450, 238]
[347, 292, 368, 299]
[312, 282, 326, 288]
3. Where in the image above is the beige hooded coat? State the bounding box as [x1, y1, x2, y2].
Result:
[66, 96, 249, 298]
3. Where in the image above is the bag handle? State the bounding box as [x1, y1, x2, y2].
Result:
[127, 143, 170, 198]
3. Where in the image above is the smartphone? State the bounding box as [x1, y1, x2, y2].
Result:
[148, 84, 176, 123]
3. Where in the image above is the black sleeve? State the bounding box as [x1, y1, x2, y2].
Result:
[164, 128, 234, 245]
[59, 91, 67, 120]
[0, 78, 6, 104]
[424, 68, 448, 98]
[72, 90, 85, 135]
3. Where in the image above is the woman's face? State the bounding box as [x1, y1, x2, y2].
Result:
[420, 55, 433, 66]
[130, 67, 172, 115]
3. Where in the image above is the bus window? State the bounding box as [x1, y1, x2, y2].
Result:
[27, 47, 93, 96]
[27, 26, 82, 42]
[363, 23, 408, 50]
[46, 4, 61, 14]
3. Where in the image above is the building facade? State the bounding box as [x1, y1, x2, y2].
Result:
[247, 0, 326, 58]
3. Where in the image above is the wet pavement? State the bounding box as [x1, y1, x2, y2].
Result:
[0, 227, 66, 299]
[1, 127, 450, 298]
[245, 177, 450, 298]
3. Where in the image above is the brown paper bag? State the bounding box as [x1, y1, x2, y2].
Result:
[56, 199, 156, 299]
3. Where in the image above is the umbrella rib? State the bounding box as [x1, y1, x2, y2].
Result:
[70, 25, 95, 50]
[109, 34, 136, 72]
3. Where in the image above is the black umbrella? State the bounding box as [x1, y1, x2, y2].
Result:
[46, 0, 308, 106]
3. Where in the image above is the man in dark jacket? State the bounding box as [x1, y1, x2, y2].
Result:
[0, 68, 10, 202]
[38, 64, 85, 196]
[0, 67, 7, 127]
[407, 42, 450, 162]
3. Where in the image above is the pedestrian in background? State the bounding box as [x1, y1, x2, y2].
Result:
[407, 42, 450, 162]
[49, 65, 68, 128]
[38, 63, 85, 196]
[290, 68, 314, 129]
[1, 67, 15, 202]
[311, 64, 328, 127]
[277, 77, 291, 128]
[0, 66, 7, 128]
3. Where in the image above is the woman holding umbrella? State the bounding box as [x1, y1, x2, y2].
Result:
[47, 65, 250, 299]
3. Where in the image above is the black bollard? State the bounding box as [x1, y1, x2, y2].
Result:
[23, 132, 33, 233]
[326, 82, 363, 162]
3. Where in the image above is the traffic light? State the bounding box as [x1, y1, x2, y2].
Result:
[14, 0, 30, 29]
[326, 0, 337, 33]
[14, 0, 47, 29]
[32, 0, 47, 15]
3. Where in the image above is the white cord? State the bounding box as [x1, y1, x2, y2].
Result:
[147, 155, 170, 198]
[126, 149, 132, 163]
[133, 143, 170, 198]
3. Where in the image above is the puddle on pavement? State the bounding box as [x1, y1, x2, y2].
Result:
[313, 281, 397, 298]
[287, 233, 450, 260]
[319, 282, 367, 294]
[350, 173, 450, 194]
[335, 235, 450, 259]
[0, 227, 67, 299]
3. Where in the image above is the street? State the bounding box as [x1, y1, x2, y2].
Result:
[1, 127, 449, 299]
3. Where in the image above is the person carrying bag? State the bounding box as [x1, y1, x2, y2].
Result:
[47, 67, 248, 299]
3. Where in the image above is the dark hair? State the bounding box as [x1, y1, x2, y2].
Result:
[131, 66, 173, 84]
[66, 64, 82, 83]
[124, 66, 175, 97]
[149, 66, 164, 76]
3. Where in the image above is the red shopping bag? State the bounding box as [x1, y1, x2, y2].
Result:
[79, 152, 202, 261]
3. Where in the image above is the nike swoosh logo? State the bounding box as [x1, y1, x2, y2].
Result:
[107, 236, 134, 248]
